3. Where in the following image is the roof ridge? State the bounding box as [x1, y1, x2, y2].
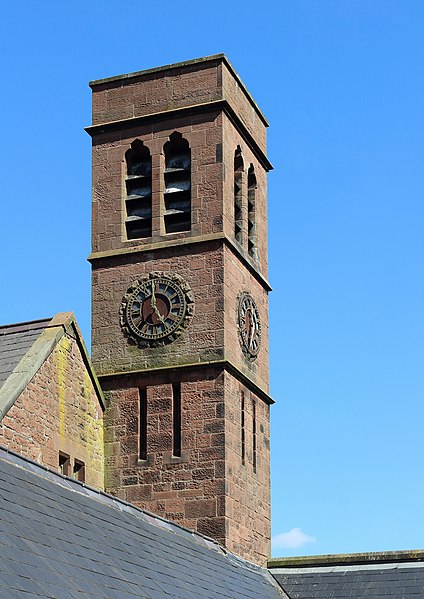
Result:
[0, 312, 105, 416]
[268, 549, 424, 569]
[0, 317, 53, 335]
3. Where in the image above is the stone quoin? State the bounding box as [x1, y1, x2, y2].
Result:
[87, 54, 274, 565]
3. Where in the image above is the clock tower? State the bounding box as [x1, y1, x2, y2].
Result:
[87, 55, 273, 566]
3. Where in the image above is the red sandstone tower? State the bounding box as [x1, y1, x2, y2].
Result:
[87, 54, 273, 565]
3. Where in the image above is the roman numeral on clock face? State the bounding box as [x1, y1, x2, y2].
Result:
[131, 302, 141, 314]
[121, 274, 192, 345]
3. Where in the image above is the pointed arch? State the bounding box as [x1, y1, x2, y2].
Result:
[124, 140, 152, 239]
[234, 146, 244, 244]
[163, 132, 191, 233]
[247, 164, 258, 260]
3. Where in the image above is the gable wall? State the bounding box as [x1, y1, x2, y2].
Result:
[0, 332, 104, 488]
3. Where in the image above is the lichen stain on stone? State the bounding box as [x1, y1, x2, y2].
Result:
[82, 369, 104, 487]
[57, 336, 70, 439]
[53, 334, 105, 488]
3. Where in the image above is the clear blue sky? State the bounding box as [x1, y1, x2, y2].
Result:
[1, 1, 423, 557]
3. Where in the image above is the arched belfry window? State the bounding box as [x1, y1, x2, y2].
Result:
[164, 132, 191, 233]
[234, 147, 244, 244]
[124, 140, 152, 239]
[247, 165, 258, 260]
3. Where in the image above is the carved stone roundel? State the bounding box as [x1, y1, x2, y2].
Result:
[237, 292, 261, 361]
[120, 272, 194, 348]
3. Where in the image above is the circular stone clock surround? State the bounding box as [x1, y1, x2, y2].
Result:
[237, 292, 261, 361]
[120, 272, 194, 347]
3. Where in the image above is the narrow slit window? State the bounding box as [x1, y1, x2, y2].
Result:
[172, 383, 182, 457]
[241, 391, 245, 466]
[139, 387, 148, 460]
[234, 147, 243, 245]
[252, 399, 257, 473]
[164, 132, 191, 233]
[125, 140, 152, 240]
[73, 459, 86, 483]
[59, 452, 71, 476]
[247, 165, 258, 260]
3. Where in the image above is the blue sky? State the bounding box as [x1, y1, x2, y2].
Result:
[1, 1, 423, 556]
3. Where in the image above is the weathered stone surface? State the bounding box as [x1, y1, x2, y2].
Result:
[0, 321, 104, 489]
[91, 55, 271, 566]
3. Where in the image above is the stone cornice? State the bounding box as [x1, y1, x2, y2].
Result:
[268, 550, 424, 569]
[85, 99, 273, 172]
[88, 53, 269, 127]
[96, 360, 275, 406]
[88, 232, 272, 293]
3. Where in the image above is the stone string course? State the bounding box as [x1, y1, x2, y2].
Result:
[91, 55, 272, 565]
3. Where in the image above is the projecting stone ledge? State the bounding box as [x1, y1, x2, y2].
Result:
[268, 550, 424, 599]
[86, 53, 272, 164]
[269, 549, 424, 568]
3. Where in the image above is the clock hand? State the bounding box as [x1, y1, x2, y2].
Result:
[151, 283, 157, 310]
[149, 284, 165, 323]
[248, 313, 256, 348]
[153, 305, 165, 323]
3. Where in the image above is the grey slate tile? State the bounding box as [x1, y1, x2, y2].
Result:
[0, 326, 45, 389]
[272, 566, 424, 599]
[0, 448, 283, 599]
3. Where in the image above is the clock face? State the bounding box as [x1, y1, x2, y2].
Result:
[120, 273, 194, 347]
[238, 292, 261, 361]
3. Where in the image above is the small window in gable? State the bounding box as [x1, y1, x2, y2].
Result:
[73, 459, 86, 483]
[247, 165, 258, 260]
[164, 132, 191, 234]
[234, 147, 244, 245]
[125, 140, 152, 240]
[59, 452, 71, 476]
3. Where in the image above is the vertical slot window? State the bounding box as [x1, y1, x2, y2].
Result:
[172, 383, 182, 457]
[139, 387, 148, 460]
[252, 399, 257, 474]
[234, 147, 243, 244]
[125, 140, 152, 240]
[241, 391, 245, 466]
[247, 165, 258, 260]
[164, 132, 191, 233]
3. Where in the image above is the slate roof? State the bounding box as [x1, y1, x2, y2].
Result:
[0, 319, 49, 389]
[0, 446, 285, 599]
[0, 313, 104, 421]
[269, 552, 424, 598]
